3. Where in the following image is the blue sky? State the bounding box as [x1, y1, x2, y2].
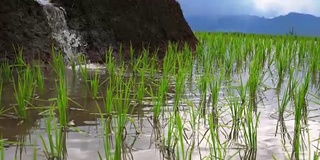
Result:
[178, 0, 320, 18]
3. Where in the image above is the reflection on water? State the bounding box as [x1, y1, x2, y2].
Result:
[1, 58, 320, 160]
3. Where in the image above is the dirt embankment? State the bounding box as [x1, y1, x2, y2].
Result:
[0, 0, 197, 63]
[0, 0, 54, 63]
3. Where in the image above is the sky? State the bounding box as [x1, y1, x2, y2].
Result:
[178, 0, 320, 18]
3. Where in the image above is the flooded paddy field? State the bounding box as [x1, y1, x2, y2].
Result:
[1, 33, 320, 160]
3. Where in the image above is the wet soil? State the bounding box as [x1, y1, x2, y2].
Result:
[0, 0, 197, 63]
[52, 0, 198, 62]
[0, 0, 54, 63]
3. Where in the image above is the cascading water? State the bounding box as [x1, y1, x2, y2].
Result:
[35, 0, 85, 62]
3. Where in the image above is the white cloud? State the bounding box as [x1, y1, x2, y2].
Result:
[178, 0, 320, 17]
[252, 0, 320, 17]
[178, 0, 254, 16]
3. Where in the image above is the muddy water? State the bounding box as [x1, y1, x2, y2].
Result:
[1, 62, 320, 160]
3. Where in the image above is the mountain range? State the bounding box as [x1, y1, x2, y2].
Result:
[185, 12, 320, 37]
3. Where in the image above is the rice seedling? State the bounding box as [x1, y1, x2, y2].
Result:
[309, 46, 319, 86]
[40, 110, 57, 159]
[97, 81, 114, 160]
[291, 71, 310, 160]
[3, 32, 320, 160]
[35, 65, 44, 94]
[130, 56, 140, 77]
[173, 56, 188, 115]
[174, 112, 186, 160]
[98, 117, 113, 160]
[275, 82, 291, 135]
[210, 69, 223, 113]
[241, 103, 261, 150]
[275, 44, 290, 90]
[14, 47, 27, 67]
[56, 75, 68, 127]
[114, 113, 127, 160]
[274, 88, 293, 159]
[0, 61, 12, 81]
[162, 48, 175, 77]
[51, 49, 65, 76]
[100, 65, 134, 159]
[198, 73, 209, 118]
[13, 66, 36, 119]
[155, 77, 169, 118]
[148, 54, 159, 79]
[224, 43, 236, 75]
[114, 79, 132, 159]
[105, 47, 116, 82]
[183, 100, 197, 160]
[104, 87, 114, 118]
[136, 81, 145, 105]
[228, 92, 245, 141]
[208, 113, 226, 159]
[33, 140, 38, 160]
[90, 70, 100, 99]
[292, 86, 303, 160]
[77, 55, 89, 81]
[0, 138, 5, 160]
[40, 106, 67, 160]
[301, 71, 310, 124]
[161, 113, 176, 159]
[246, 57, 262, 111]
[135, 58, 146, 105]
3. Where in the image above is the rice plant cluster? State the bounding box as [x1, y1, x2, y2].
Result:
[0, 32, 320, 160]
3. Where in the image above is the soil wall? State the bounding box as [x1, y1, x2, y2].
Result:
[0, 0, 197, 63]
[0, 0, 54, 63]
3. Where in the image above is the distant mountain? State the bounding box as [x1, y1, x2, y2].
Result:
[185, 12, 320, 36]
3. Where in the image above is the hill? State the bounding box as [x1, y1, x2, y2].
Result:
[186, 12, 320, 36]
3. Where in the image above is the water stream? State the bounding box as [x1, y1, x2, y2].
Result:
[35, 0, 85, 62]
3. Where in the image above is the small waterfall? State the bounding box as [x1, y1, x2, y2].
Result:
[36, 0, 85, 62]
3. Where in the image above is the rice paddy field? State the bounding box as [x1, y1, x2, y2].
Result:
[1, 32, 320, 160]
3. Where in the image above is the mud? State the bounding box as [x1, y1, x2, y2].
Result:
[0, 0, 54, 63]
